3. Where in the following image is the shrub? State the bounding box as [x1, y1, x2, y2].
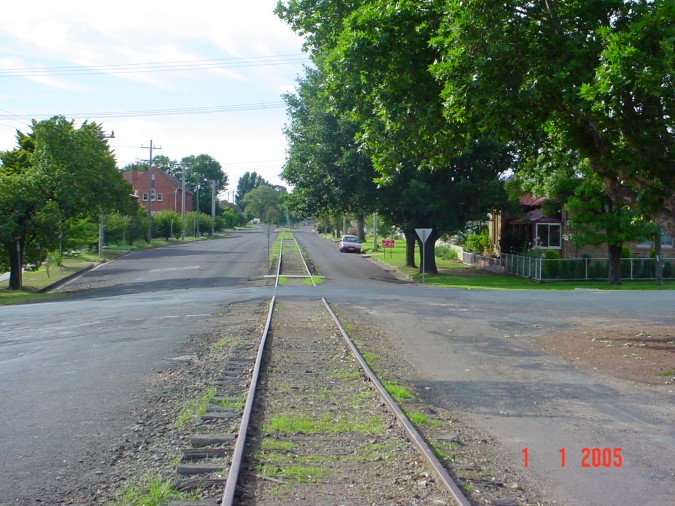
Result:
[435, 246, 458, 261]
[464, 231, 491, 254]
[542, 249, 561, 279]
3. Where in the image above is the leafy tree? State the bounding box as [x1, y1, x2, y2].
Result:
[241, 185, 281, 223]
[281, 67, 378, 230]
[0, 116, 132, 289]
[431, 0, 674, 235]
[236, 172, 269, 208]
[177, 154, 228, 215]
[278, 0, 512, 272]
[153, 211, 182, 240]
[103, 212, 131, 245]
[125, 203, 149, 245]
[565, 174, 650, 284]
[513, 141, 652, 283]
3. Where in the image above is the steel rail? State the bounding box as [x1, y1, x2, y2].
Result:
[290, 233, 316, 286]
[220, 296, 276, 506]
[322, 298, 473, 506]
[274, 233, 284, 288]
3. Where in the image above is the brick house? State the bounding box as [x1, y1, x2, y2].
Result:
[490, 195, 673, 258]
[123, 166, 193, 215]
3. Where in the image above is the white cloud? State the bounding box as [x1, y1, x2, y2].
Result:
[0, 1, 307, 188]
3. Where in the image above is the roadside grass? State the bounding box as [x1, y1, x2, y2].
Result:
[108, 473, 198, 506]
[174, 387, 216, 428]
[656, 369, 675, 376]
[363, 234, 675, 290]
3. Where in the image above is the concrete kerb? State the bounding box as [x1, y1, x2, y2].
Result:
[37, 262, 102, 293]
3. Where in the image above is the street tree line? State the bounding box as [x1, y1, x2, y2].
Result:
[275, 0, 673, 283]
[0, 117, 275, 290]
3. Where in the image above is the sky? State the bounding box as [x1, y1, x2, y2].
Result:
[0, 1, 310, 199]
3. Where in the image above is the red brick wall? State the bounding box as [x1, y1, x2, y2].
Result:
[123, 168, 193, 214]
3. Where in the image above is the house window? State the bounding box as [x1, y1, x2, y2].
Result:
[156, 193, 163, 202]
[637, 230, 674, 249]
[142, 193, 148, 201]
[536, 223, 561, 248]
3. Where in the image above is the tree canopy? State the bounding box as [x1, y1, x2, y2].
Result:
[0, 116, 132, 289]
[431, 0, 674, 235]
[236, 172, 269, 208]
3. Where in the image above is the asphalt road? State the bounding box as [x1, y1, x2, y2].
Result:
[293, 228, 675, 506]
[1, 226, 673, 505]
[0, 231, 272, 503]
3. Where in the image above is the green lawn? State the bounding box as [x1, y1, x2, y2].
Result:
[360, 234, 675, 291]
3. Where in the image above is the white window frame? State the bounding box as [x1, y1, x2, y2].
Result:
[142, 193, 148, 201]
[535, 223, 562, 249]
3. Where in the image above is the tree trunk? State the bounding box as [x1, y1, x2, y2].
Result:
[357, 214, 365, 242]
[607, 243, 622, 285]
[418, 229, 439, 275]
[404, 230, 417, 268]
[8, 237, 23, 290]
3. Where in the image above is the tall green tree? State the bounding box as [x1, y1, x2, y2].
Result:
[278, 0, 512, 271]
[432, 0, 674, 235]
[236, 172, 269, 208]
[241, 185, 282, 223]
[281, 67, 378, 229]
[0, 116, 132, 289]
[178, 154, 227, 215]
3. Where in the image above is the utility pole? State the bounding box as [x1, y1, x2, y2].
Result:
[181, 164, 186, 240]
[211, 180, 216, 235]
[140, 140, 161, 243]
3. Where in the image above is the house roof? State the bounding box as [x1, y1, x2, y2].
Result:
[510, 194, 560, 224]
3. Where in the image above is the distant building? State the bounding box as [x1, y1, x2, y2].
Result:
[123, 166, 193, 214]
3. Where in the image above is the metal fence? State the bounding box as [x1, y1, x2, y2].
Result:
[463, 252, 675, 281]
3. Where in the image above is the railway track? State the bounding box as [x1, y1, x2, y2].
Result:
[164, 229, 470, 505]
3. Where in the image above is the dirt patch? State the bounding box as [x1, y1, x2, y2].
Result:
[534, 321, 674, 386]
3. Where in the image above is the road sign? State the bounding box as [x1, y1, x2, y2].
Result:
[382, 239, 395, 248]
[415, 228, 433, 284]
[415, 228, 432, 243]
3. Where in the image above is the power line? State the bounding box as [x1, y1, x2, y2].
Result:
[13, 101, 286, 120]
[0, 54, 308, 77]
